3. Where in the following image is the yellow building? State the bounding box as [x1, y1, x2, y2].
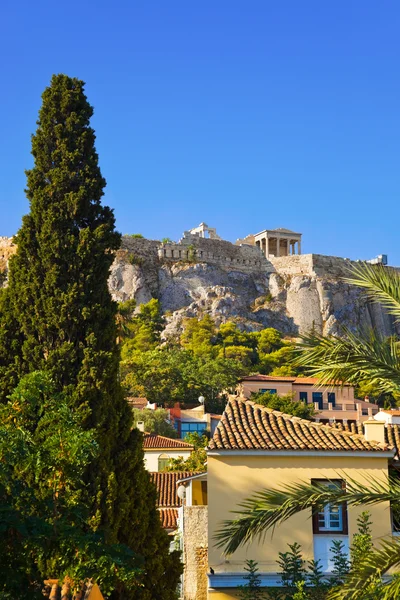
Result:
[207, 398, 394, 599]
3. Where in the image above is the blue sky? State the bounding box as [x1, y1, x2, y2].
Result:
[1, 1, 399, 263]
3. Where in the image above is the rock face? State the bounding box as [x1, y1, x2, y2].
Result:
[109, 237, 399, 339]
[0, 237, 17, 287]
[2, 234, 397, 338]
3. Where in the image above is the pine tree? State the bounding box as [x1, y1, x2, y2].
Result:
[0, 74, 181, 599]
[238, 560, 266, 600]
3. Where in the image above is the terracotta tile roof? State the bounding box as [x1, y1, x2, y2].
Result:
[143, 433, 194, 450]
[241, 375, 296, 382]
[385, 425, 400, 459]
[127, 396, 148, 409]
[150, 471, 197, 507]
[150, 471, 198, 531]
[381, 410, 400, 416]
[320, 420, 363, 435]
[159, 508, 179, 530]
[240, 375, 351, 386]
[329, 420, 400, 461]
[209, 398, 390, 452]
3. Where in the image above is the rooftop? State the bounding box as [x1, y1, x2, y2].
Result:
[240, 374, 352, 386]
[150, 471, 197, 507]
[209, 398, 391, 453]
[150, 471, 198, 531]
[143, 433, 194, 450]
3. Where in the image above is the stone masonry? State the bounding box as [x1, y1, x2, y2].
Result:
[181, 506, 208, 600]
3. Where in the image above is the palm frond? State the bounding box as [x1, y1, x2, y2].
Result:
[344, 263, 400, 321]
[328, 539, 400, 600]
[294, 328, 400, 394]
[214, 476, 400, 555]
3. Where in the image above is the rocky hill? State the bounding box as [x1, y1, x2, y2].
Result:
[108, 236, 398, 339]
[1, 233, 396, 339]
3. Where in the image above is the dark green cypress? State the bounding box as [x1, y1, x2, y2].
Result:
[0, 74, 181, 599]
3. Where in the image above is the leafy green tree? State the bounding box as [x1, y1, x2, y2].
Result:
[166, 432, 207, 472]
[116, 299, 136, 343]
[251, 392, 315, 420]
[0, 75, 180, 599]
[292, 581, 311, 600]
[350, 512, 373, 568]
[219, 344, 255, 366]
[256, 328, 284, 354]
[181, 315, 217, 357]
[121, 348, 244, 408]
[238, 559, 266, 600]
[330, 540, 349, 587]
[258, 345, 297, 375]
[218, 322, 255, 349]
[132, 407, 178, 438]
[277, 542, 306, 590]
[121, 299, 164, 353]
[0, 372, 142, 599]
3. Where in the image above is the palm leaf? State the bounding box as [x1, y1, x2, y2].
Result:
[214, 476, 400, 555]
[294, 329, 400, 394]
[328, 540, 400, 599]
[344, 263, 400, 322]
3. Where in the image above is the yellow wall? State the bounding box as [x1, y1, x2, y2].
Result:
[192, 479, 207, 505]
[208, 453, 391, 574]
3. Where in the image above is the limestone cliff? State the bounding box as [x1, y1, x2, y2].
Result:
[2, 234, 396, 337]
[108, 237, 399, 339]
[0, 237, 17, 287]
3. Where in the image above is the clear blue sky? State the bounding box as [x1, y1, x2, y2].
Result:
[1, 1, 399, 263]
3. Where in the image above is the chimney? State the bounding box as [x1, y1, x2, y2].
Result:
[363, 419, 386, 445]
[137, 421, 145, 432]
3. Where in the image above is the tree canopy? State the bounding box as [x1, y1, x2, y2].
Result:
[0, 75, 181, 599]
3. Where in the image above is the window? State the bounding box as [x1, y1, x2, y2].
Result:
[158, 454, 171, 471]
[259, 388, 277, 395]
[312, 480, 348, 534]
[181, 422, 207, 438]
[299, 391, 308, 403]
[328, 392, 336, 406]
[312, 392, 323, 409]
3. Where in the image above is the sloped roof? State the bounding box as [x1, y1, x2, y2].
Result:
[330, 420, 400, 460]
[143, 433, 194, 450]
[240, 374, 351, 386]
[159, 508, 179, 530]
[127, 397, 148, 409]
[209, 399, 390, 452]
[150, 471, 196, 507]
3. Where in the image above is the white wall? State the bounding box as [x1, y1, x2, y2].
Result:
[144, 449, 192, 471]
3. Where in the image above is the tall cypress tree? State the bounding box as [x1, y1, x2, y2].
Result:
[0, 74, 181, 599]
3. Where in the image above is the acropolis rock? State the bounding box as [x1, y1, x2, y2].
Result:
[0, 237, 17, 287]
[2, 227, 397, 339]
[108, 231, 398, 339]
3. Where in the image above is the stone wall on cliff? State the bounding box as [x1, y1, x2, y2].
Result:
[2, 234, 397, 338]
[108, 237, 399, 339]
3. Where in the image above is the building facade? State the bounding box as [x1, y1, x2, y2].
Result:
[238, 375, 379, 422]
[206, 398, 393, 598]
[143, 433, 193, 471]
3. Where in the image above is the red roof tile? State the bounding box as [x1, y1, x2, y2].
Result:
[150, 471, 197, 507]
[127, 397, 148, 409]
[143, 433, 194, 450]
[240, 375, 351, 386]
[159, 508, 179, 530]
[209, 398, 390, 452]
